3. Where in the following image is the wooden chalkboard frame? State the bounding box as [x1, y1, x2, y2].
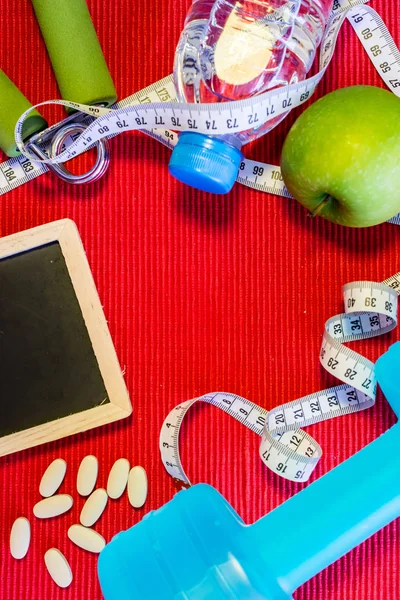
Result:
[0, 219, 132, 456]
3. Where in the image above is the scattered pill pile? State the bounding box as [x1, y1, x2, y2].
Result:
[9, 455, 148, 589]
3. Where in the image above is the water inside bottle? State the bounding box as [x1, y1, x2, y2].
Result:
[174, 0, 333, 141]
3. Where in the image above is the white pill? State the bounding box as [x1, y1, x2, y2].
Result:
[128, 466, 148, 508]
[44, 548, 73, 589]
[77, 455, 98, 496]
[33, 495, 73, 519]
[39, 459, 67, 497]
[68, 524, 106, 553]
[80, 488, 108, 527]
[107, 458, 130, 499]
[10, 517, 30, 559]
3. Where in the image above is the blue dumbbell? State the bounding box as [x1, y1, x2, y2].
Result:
[98, 342, 400, 599]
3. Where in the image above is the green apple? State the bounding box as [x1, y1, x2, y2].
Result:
[281, 85, 400, 227]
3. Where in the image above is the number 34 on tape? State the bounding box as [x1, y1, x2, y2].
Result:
[160, 277, 399, 487]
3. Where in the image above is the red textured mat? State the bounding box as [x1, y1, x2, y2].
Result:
[1, 1, 400, 599]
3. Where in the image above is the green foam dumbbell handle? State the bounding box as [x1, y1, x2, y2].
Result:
[31, 0, 117, 107]
[0, 69, 48, 157]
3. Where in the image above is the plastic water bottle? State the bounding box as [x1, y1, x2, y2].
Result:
[169, 0, 333, 194]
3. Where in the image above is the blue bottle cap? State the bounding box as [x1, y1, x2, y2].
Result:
[169, 132, 243, 194]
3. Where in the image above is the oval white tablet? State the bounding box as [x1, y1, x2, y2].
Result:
[44, 548, 73, 589]
[80, 488, 108, 527]
[68, 524, 106, 553]
[107, 458, 130, 499]
[39, 459, 67, 497]
[33, 495, 73, 519]
[77, 455, 98, 496]
[10, 517, 31, 559]
[128, 466, 148, 508]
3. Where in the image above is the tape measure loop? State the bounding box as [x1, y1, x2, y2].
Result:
[160, 275, 400, 487]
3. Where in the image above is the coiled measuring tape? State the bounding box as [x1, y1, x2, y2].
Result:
[5, 0, 400, 218]
[160, 275, 400, 486]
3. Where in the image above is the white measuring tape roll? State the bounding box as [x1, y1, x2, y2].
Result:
[160, 275, 399, 486]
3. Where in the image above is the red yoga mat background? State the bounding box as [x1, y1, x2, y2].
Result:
[1, 1, 400, 599]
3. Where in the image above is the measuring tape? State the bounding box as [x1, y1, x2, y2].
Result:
[3, 0, 397, 215]
[160, 275, 399, 486]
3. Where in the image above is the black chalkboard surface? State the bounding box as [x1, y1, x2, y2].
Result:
[0, 242, 109, 437]
[0, 220, 131, 456]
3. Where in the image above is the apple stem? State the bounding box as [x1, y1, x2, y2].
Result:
[309, 195, 332, 218]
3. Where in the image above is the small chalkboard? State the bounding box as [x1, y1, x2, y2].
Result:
[0, 220, 132, 456]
